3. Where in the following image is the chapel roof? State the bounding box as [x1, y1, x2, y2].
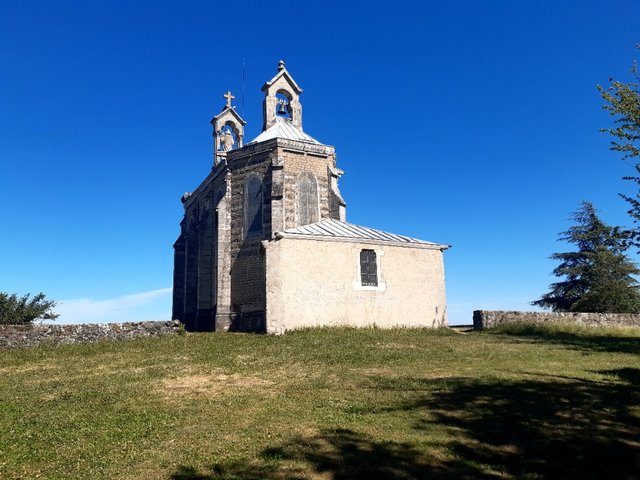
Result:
[277, 219, 449, 249]
[249, 116, 321, 145]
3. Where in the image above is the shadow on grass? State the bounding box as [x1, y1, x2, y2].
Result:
[375, 368, 640, 479]
[171, 427, 484, 479]
[485, 324, 640, 354]
[170, 368, 640, 479]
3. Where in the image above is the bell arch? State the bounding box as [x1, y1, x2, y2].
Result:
[275, 90, 292, 120]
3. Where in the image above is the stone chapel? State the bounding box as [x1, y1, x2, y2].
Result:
[172, 61, 449, 333]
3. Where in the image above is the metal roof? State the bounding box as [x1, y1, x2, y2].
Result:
[278, 219, 448, 249]
[250, 117, 321, 145]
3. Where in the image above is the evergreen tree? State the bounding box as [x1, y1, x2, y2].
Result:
[598, 45, 640, 246]
[533, 202, 640, 313]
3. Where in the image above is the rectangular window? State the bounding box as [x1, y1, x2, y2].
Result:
[360, 249, 378, 286]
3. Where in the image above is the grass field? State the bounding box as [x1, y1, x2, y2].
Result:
[1, 325, 639, 479]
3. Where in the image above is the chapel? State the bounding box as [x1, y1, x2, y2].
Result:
[172, 61, 449, 333]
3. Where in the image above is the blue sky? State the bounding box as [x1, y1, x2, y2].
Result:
[1, 1, 639, 325]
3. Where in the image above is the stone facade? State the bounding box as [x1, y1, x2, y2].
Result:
[473, 310, 640, 330]
[173, 62, 345, 332]
[173, 61, 448, 333]
[0, 321, 181, 348]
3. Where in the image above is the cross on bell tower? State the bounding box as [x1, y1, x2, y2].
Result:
[210, 90, 246, 166]
[223, 91, 235, 108]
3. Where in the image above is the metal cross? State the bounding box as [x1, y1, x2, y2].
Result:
[223, 91, 235, 108]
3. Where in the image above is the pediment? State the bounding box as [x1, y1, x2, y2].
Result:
[261, 66, 302, 95]
[211, 105, 247, 126]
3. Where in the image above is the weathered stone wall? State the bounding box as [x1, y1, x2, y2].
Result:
[473, 310, 640, 330]
[222, 138, 340, 332]
[0, 320, 181, 348]
[174, 163, 228, 331]
[280, 146, 334, 229]
[228, 150, 271, 331]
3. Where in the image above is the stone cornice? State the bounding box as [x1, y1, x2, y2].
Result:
[228, 138, 335, 163]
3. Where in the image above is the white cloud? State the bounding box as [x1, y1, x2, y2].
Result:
[48, 288, 172, 324]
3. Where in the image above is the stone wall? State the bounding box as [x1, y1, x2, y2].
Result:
[0, 320, 182, 348]
[280, 146, 334, 229]
[473, 310, 640, 330]
[228, 152, 271, 328]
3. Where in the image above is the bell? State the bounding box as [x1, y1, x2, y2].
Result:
[277, 102, 288, 115]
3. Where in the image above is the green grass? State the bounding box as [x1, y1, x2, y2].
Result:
[1, 325, 639, 479]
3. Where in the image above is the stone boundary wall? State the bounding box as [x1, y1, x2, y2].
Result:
[473, 310, 640, 330]
[0, 320, 182, 348]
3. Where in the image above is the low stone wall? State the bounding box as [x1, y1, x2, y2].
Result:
[0, 320, 182, 348]
[473, 310, 640, 330]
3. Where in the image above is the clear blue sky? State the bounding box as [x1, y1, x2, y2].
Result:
[1, 1, 639, 325]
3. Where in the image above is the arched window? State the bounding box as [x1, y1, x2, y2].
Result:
[245, 175, 263, 236]
[297, 172, 318, 226]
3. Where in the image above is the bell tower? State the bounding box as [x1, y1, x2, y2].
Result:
[211, 90, 247, 165]
[262, 60, 303, 131]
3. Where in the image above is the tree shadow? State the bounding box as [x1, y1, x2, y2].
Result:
[602, 366, 640, 384]
[375, 368, 640, 479]
[171, 369, 640, 479]
[485, 325, 640, 354]
[170, 427, 491, 479]
[172, 466, 215, 480]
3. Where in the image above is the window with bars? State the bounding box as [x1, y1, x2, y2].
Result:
[360, 249, 378, 286]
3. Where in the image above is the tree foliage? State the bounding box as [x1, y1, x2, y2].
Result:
[598, 45, 640, 245]
[0, 292, 59, 325]
[533, 202, 640, 313]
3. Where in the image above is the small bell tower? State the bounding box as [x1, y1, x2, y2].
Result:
[211, 90, 247, 165]
[262, 60, 303, 131]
